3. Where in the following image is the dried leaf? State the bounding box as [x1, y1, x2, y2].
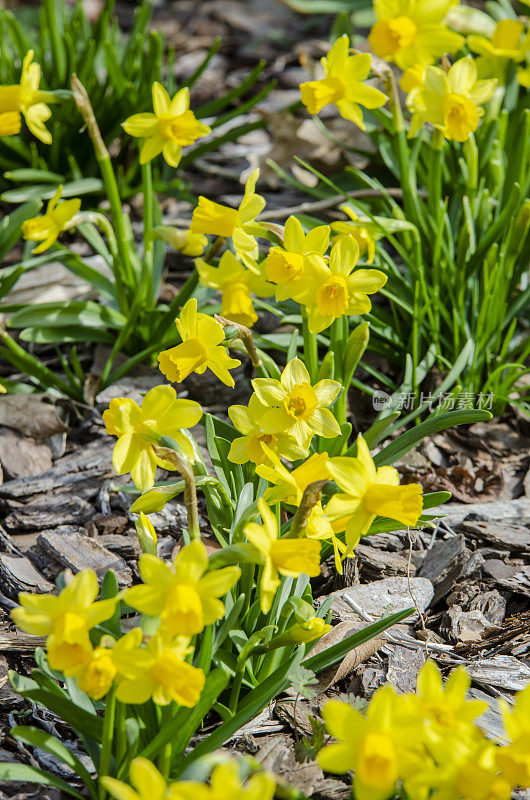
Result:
[0, 396, 67, 439]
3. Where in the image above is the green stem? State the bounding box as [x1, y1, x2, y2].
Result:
[98, 687, 116, 799]
[301, 308, 318, 382]
[72, 77, 135, 300]
[115, 700, 126, 773]
[141, 161, 155, 306]
[430, 130, 444, 216]
[44, 0, 66, 84]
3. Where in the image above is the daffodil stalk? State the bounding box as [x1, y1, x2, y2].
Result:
[154, 442, 201, 540]
[71, 75, 134, 307]
[430, 129, 445, 216]
[98, 686, 116, 800]
[289, 480, 328, 538]
[301, 307, 318, 383]
[215, 315, 262, 369]
[141, 161, 155, 307]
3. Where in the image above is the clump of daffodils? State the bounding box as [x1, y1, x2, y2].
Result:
[11, 540, 240, 706]
[318, 659, 530, 800]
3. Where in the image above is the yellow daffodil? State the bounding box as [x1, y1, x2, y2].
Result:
[190, 169, 266, 271]
[105, 759, 275, 800]
[0, 383, 7, 393]
[406, 737, 511, 800]
[76, 644, 117, 700]
[264, 216, 330, 302]
[0, 50, 53, 143]
[331, 206, 379, 263]
[21, 186, 81, 254]
[103, 758, 174, 800]
[406, 57, 497, 142]
[157, 298, 241, 388]
[125, 540, 240, 636]
[497, 685, 530, 787]
[227, 394, 309, 465]
[256, 447, 330, 506]
[368, 0, 464, 69]
[467, 20, 527, 83]
[122, 83, 210, 167]
[326, 434, 423, 548]
[251, 357, 342, 448]
[103, 384, 202, 491]
[152, 225, 208, 256]
[303, 237, 387, 334]
[196, 251, 274, 327]
[399, 64, 426, 93]
[414, 660, 488, 733]
[178, 762, 276, 800]
[244, 499, 321, 613]
[11, 570, 116, 675]
[305, 503, 348, 575]
[319, 686, 402, 800]
[300, 35, 388, 128]
[112, 628, 205, 706]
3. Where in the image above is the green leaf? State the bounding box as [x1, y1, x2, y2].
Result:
[0, 199, 41, 261]
[12, 727, 97, 799]
[9, 675, 103, 741]
[178, 651, 305, 772]
[374, 410, 492, 467]
[9, 301, 126, 331]
[1, 178, 102, 203]
[0, 763, 85, 799]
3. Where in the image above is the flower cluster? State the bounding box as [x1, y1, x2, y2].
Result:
[319, 659, 530, 800]
[104, 758, 275, 800]
[11, 540, 240, 706]
[297, 2, 530, 144]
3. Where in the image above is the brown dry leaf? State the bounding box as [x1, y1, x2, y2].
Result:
[308, 622, 385, 692]
[0, 396, 68, 439]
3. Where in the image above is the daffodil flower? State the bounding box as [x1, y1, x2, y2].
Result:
[122, 83, 210, 167]
[125, 540, 240, 637]
[196, 250, 274, 328]
[190, 169, 266, 271]
[256, 446, 330, 506]
[331, 206, 379, 263]
[406, 57, 497, 142]
[227, 394, 309, 465]
[368, 0, 464, 69]
[304, 503, 348, 575]
[326, 434, 423, 548]
[300, 35, 388, 128]
[264, 216, 330, 302]
[103, 384, 202, 491]
[468, 20, 527, 84]
[104, 759, 275, 800]
[0, 51, 53, 143]
[21, 186, 81, 254]
[11, 570, 117, 675]
[303, 237, 387, 334]
[497, 684, 530, 787]
[406, 739, 511, 800]
[112, 628, 205, 706]
[414, 660, 488, 732]
[251, 358, 342, 448]
[319, 686, 402, 800]
[244, 499, 321, 613]
[103, 758, 174, 800]
[157, 298, 241, 388]
[152, 225, 207, 256]
[76, 643, 117, 700]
